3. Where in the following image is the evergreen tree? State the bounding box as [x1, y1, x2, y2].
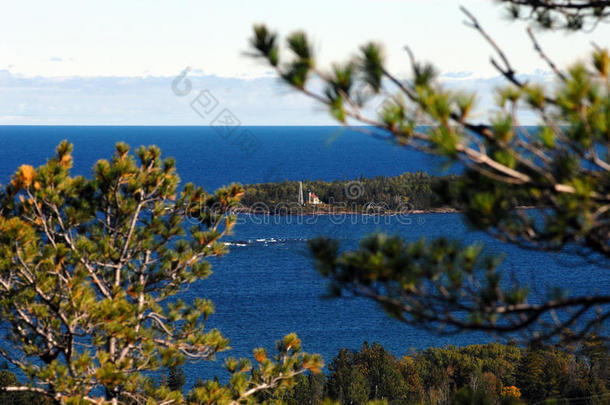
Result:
[167, 365, 186, 393]
[327, 349, 370, 404]
[0, 142, 323, 403]
[516, 348, 548, 402]
[497, 0, 610, 31]
[280, 341, 608, 405]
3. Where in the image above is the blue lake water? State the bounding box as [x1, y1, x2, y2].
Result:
[0, 126, 607, 386]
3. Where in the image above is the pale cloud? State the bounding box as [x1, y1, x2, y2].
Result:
[0, 70, 555, 125]
[0, 70, 330, 125]
[442, 71, 474, 79]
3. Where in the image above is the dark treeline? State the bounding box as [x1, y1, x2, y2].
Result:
[256, 339, 610, 405]
[1, 339, 608, 404]
[240, 172, 459, 213]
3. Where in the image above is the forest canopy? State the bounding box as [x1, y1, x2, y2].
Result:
[239, 172, 459, 213]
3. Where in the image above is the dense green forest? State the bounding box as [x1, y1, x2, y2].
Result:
[3, 339, 607, 405]
[258, 339, 610, 405]
[240, 172, 459, 214]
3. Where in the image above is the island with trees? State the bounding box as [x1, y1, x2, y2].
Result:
[237, 172, 460, 215]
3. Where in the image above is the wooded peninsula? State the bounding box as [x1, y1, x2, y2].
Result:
[238, 172, 460, 215]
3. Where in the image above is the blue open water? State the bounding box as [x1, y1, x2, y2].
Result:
[0, 126, 607, 386]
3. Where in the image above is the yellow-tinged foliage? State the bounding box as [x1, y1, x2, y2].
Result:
[253, 347, 267, 363]
[60, 153, 72, 168]
[12, 164, 36, 188]
[502, 385, 522, 398]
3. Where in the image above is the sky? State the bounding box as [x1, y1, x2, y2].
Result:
[1, 0, 608, 125]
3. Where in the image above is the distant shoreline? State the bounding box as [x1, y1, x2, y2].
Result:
[238, 172, 536, 217]
[231, 206, 460, 216]
[231, 206, 535, 216]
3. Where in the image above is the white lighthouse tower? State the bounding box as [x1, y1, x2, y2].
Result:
[298, 181, 304, 205]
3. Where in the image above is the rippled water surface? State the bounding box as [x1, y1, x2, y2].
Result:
[0, 126, 606, 386]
